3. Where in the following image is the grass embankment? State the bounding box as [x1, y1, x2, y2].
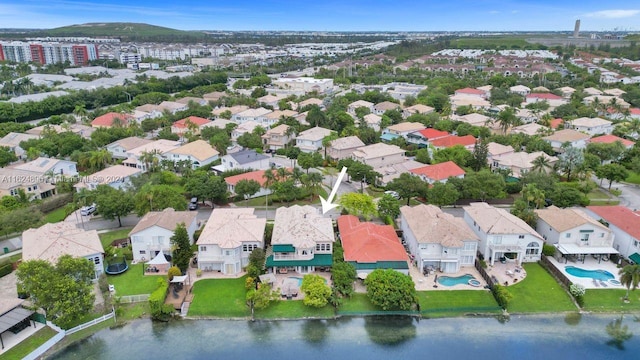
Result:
[625, 172, 640, 185]
[583, 289, 640, 312]
[44, 207, 68, 223]
[255, 300, 334, 319]
[107, 263, 162, 296]
[587, 188, 619, 206]
[507, 263, 577, 313]
[188, 277, 249, 317]
[0, 326, 58, 360]
[417, 290, 501, 317]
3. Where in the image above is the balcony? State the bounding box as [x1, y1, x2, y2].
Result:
[273, 253, 313, 261]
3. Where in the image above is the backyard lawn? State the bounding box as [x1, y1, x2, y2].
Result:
[0, 326, 58, 360]
[583, 289, 640, 312]
[417, 290, 501, 317]
[99, 228, 132, 248]
[256, 300, 334, 319]
[188, 277, 249, 317]
[507, 263, 577, 313]
[243, 188, 328, 208]
[107, 263, 161, 296]
[44, 207, 68, 223]
[340, 293, 382, 313]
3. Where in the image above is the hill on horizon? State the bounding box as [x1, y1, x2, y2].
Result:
[31, 22, 208, 42]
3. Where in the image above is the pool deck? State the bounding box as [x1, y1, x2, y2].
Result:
[406, 262, 489, 291]
[546, 256, 624, 290]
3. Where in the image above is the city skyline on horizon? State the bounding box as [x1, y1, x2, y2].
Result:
[1, 1, 639, 32]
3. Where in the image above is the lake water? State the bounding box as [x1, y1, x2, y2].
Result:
[50, 314, 640, 360]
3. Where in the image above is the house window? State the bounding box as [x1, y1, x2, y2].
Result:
[526, 242, 540, 255]
[518, 235, 525, 239]
[565, 233, 571, 238]
[225, 251, 231, 256]
[600, 233, 604, 238]
[200, 246, 207, 251]
[94, 257, 100, 264]
[140, 250, 146, 254]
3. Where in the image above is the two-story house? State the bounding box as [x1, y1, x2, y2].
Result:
[122, 139, 181, 172]
[585, 206, 640, 263]
[337, 215, 409, 275]
[410, 161, 466, 184]
[0, 132, 39, 159]
[568, 117, 614, 136]
[351, 143, 405, 168]
[170, 116, 212, 138]
[165, 140, 219, 170]
[225, 169, 277, 199]
[265, 205, 335, 274]
[261, 124, 292, 151]
[400, 204, 479, 274]
[535, 206, 616, 263]
[487, 142, 515, 169]
[406, 128, 449, 148]
[295, 126, 333, 153]
[463, 202, 544, 265]
[347, 100, 374, 115]
[258, 110, 298, 129]
[542, 129, 590, 153]
[14, 157, 78, 177]
[106, 137, 153, 160]
[197, 208, 266, 275]
[492, 151, 558, 178]
[129, 208, 198, 262]
[402, 104, 434, 119]
[381, 122, 426, 142]
[326, 136, 365, 161]
[232, 107, 273, 124]
[219, 149, 271, 172]
[372, 101, 401, 115]
[231, 120, 262, 144]
[22, 222, 105, 280]
[362, 114, 382, 131]
[73, 165, 142, 192]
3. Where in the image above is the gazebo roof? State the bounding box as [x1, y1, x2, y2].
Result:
[147, 252, 169, 265]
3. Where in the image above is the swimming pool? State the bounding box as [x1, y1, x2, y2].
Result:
[565, 266, 614, 281]
[437, 274, 476, 286]
[287, 276, 327, 286]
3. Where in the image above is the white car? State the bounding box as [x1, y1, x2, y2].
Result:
[80, 204, 96, 216]
[384, 190, 400, 200]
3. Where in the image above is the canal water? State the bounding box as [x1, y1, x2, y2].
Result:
[50, 314, 640, 360]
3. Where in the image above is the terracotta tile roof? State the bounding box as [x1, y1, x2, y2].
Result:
[91, 112, 133, 127]
[430, 135, 476, 148]
[417, 128, 449, 140]
[173, 116, 211, 128]
[630, 108, 640, 115]
[400, 205, 478, 247]
[456, 87, 484, 95]
[526, 93, 563, 100]
[130, 208, 197, 234]
[22, 222, 104, 263]
[197, 208, 265, 248]
[225, 169, 287, 187]
[549, 118, 564, 129]
[589, 134, 634, 147]
[587, 206, 640, 241]
[410, 161, 465, 181]
[337, 215, 407, 263]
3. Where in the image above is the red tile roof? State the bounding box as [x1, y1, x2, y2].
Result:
[630, 108, 640, 115]
[587, 206, 640, 241]
[455, 87, 485, 95]
[173, 116, 211, 128]
[589, 134, 634, 147]
[549, 118, 563, 129]
[418, 128, 450, 140]
[337, 215, 407, 264]
[410, 161, 466, 181]
[526, 93, 563, 100]
[225, 169, 281, 187]
[430, 135, 476, 148]
[91, 112, 133, 127]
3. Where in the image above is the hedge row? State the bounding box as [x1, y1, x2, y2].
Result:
[148, 278, 173, 321]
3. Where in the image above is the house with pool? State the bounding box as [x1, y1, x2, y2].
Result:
[400, 205, 478, 274]
[535, 206, 617, 263]
[337, 215, 409, 276]
[196, 208, 266, 275]
[463, 202, 543, 265]
[585, 206, 640, 264]
[266, 205, 335, 274]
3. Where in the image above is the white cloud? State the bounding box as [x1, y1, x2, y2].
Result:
[585, 9, 640, 19]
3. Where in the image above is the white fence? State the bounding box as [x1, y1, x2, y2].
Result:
[119, 294, 150, 303]
[23, 330, 65, 360]
[65, 311, 114, 335]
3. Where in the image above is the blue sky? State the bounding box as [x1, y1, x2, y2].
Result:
[1, 0, 639, 31]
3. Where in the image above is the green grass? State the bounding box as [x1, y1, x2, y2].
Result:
[255, 300, 334, 319]
[587, 188, 620, 205]
[451, 36, 532, 49]
[507, 263, 577, 313]
[625, 172, 640, 185]
[417, 290, 501, 317]
[243, 188, 328, 208]
[583, 289, 640, 312]
[44, 207, 68, 223]
[99, 228, 132, 248]
[107, 263, 161, 296]
[188, 277, 250, 317]
[59, 311, 105, 330]
[0, 326, 58, 360]
[340, 293, 382, 312]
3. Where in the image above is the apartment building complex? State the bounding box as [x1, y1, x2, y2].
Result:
[0, 41, 99, 65]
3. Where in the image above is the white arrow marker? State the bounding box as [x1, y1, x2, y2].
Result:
[320, 166, 348, 214]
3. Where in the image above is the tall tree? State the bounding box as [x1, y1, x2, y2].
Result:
[235, 179, 261, 206]
[558, 144, 584, 182]
[364, 269, 417, 311]
[339, 193, 377, 220]
[377, 193, 401, 220]
[469, 141, 489, 171]
[94, 185, 134, 227]
[619, 264, 640, 301]
[386, 173, 429, 205]
[300, 274, 332, 308]
[598, 163, 629, 190]
[171, 223, 192, 274]
[428, 182, 460, 207]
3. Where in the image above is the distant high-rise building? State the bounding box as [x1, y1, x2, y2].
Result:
[573, 19, 581, 38]
[0, 41, 98, 65]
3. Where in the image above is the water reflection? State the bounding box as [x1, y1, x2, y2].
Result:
[302, 319, 329, 344]
[248, 320, 279, 343]
[364, 316, 416, 346]
[564, 312, 582, 326]
[606, 316, 633, 350]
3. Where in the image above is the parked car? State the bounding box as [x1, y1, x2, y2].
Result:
[188, 197, 198, 211]
[80, 204, 97, 216]
[384, 190, 400, 200]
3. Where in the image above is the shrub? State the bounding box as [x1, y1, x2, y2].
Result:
[148, 278, 173, 321]
[97, 274, 109, 294]
[492, 284, 513, 309]
[0, 263, 12, 278]
[505, 182, 523, 194]
[193, 229, 203, 242]
[542, 244, 556, 256]
[167, 266, 181, 281]
[479, 259, 487, 269]
[569, 283, 585, 307]
[122, 246, 133, 261]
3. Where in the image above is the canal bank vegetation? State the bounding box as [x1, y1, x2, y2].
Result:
[0, 326, 58, 360]
[583, 289, 640, 312]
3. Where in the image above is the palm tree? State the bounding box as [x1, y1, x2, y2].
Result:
[276, 167, 291, 182]
[88, 149, 112, 171]
[139, 150, 160, 172]
[262, 170, 277, 211]
[619, 264, 640, 301]
[303, 172, 324, 201]
[497, 107, 516, 135]
[531, 154, 551, 173]
[291, 167, 304, 185]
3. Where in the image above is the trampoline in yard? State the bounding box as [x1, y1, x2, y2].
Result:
[105, 256, 129, 275]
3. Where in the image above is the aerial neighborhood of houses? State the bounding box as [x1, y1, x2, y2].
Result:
[4, 32, 640, 355]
